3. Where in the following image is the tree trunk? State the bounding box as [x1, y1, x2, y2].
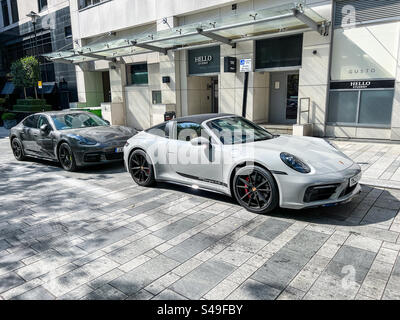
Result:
[23, 87, 27, 99]
[34, 87, 38, 99]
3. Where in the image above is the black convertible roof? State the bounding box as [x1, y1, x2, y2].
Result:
[175, 113, 236, 124]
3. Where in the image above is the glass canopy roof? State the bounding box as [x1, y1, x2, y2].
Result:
[43, 1, 327, 64]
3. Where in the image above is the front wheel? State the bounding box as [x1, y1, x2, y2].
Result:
[11, 138, 26, 161]
[59, 143, 77, 172]
[128, 149, 155, 187]
[233, 166, 279, 214]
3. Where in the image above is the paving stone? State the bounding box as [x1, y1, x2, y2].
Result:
[110, 255, 180, 296]
[153, 289, 188, 300]
[13, 286, 54, 300]
[170, 258, 236, 299]
[332, 245, 376, 270]
[277, 286, 306, 300]
[247, 218, 292, 242]
[227, 279, 281, 300]
[77, 227, 136, 253]
[107, 234, 164, 264]
[83, 284, 127, 300]
[163, 233, 217, 263]
[345, 234, 382, 253]
[153, 218, 200, 241]
[0, 272, 26, 294]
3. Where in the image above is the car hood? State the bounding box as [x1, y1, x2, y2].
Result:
[64, 126, 136, 143]
[250, 135, 355, 174]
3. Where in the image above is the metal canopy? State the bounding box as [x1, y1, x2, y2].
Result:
[43, 2, 327, 64]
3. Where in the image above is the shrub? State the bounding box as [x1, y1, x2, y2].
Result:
[13, 105, 52, 112]
[1, 112, 16, 120]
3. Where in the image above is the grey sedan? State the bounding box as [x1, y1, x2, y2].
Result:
[9, 110, 137, 171]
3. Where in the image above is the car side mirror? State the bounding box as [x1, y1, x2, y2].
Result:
[191, 136, 209, 146]
[40, 124, 49, 134]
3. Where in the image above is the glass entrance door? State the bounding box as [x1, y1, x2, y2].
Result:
[286, 74, 299, 122]
[211, 77, 219, 113]
[269, 71, 299, 124]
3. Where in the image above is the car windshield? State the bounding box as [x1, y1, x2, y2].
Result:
[207, 116, 273, 145]
[51, 113, 109, 130]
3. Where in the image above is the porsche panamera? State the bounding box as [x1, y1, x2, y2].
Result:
[124, 114, 361, 214]
[10, 111, 137, 171]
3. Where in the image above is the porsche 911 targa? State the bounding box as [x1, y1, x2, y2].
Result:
[124, 114, 361, 214]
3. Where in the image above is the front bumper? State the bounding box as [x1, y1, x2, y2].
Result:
[274, 163, 362, 210]
[72, 144, 125, 167]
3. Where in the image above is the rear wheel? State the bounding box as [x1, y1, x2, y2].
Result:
[233, 165, 278, 214]
[59, 143, 77, 172]
[11, 138, 26, 161]
[128, 149, 155, 187]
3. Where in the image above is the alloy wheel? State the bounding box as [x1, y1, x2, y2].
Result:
[235, 170, 272, 210]
[130, 153, 151, 184]
[12, 139, 22, 159]
[59, 145, 73, 170]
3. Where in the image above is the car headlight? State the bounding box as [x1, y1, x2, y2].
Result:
[125, 141, 130, 147]
[280, 152, 311, 174]
[69, 134, 97, 145]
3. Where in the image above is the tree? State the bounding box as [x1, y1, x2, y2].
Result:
[10, 56, 40, 99]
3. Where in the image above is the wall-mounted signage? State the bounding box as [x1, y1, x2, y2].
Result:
[224, 56, 237, 73]
[330, 80, 395, 90]
[240, 59, 252, 72]
[188, 46, 220, 75]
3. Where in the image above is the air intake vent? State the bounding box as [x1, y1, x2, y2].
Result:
[334, 0, 400, 28]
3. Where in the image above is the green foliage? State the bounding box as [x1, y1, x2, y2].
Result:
[0, 98, 5, 106]
[10, 56, 40, 89]
[16, 98, 46, 106]
[13, 105, 52, 112]
[1, 112, 16, 120]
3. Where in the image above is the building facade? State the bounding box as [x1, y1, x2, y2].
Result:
[0, 0, 78, 106]
[47, 0, 400, 140]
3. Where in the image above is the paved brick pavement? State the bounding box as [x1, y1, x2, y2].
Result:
[0, 134, 400, 300]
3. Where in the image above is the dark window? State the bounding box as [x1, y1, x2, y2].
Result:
[127, 63, 148, 85]
[38, 0, 47, 12]
[146, 122, 169, 138]
[10, 0, 18, 23]
[23, 115, 39, 128]
[255, 34, 303, 69]
[176, 122, 202, 142]
[1, 0, 10, 26]
[327, 89, 394, 126]
[65, 25, 72, 38]
[78, 0, 104, 9]
[152, 91, 162, 104]
[38, 115, 51, 130]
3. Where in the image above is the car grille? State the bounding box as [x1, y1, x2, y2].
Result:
[105, 152, 124, 160]
[304, 184, 340, 203]
[84, 153, 102, 162]
[339, 184, 357, 198]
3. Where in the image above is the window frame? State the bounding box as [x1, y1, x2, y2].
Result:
[327, 87, 394, 128]
[38, 0, 47, 12]
[78, 0, 111, 11]
[1, 0, 10, 27]
[10, 0, 18, 23]
[126, 63, 149, 86]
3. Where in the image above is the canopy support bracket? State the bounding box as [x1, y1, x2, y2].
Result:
[131, 41, 167, 55]
[196, 28, 236, 48]
[77, 51, 110, 61]
[292, 8, 329, 36]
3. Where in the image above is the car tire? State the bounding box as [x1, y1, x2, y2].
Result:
[58, 143, 78, 172]
[11, 138, 26, 161]
[232, 165, 279, 214]
[128, 149, 155, 187]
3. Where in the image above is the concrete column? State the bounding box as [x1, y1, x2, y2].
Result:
[298, 30, 332, 137]
[390, 28, 400, 140]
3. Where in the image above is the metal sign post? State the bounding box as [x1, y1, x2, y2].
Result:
[240, 59, 252, 117]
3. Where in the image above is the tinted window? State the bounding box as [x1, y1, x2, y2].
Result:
[176, 122, 202, 142]
[23, 115, 39, 128]
[38, 115, 51, 129]
[146, 122, 169, 138]
[207, 117, 273, 145]
[51, 113, 108, 130]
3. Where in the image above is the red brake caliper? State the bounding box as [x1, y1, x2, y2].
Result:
[244, 177, 251, 198]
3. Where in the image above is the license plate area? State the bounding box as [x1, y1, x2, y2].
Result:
[115, 147, 124, 153]
[349, 172, 361, 187]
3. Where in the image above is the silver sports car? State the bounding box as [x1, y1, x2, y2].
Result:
[124, 113, 361, 214]
[10, 110, 137, 171]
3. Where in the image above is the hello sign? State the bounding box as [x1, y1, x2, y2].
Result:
[188, 46, 220, 75]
